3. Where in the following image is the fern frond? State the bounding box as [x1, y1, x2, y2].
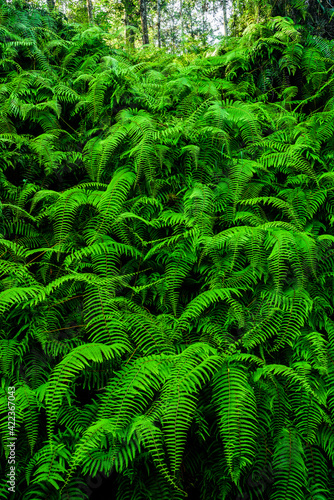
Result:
[46, 343, 124, 441]
[212, 363, 258, 484]
[270, 427, 306, 500]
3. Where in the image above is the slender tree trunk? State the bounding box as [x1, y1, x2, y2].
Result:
[190, 7, 193, 37]
[157, 0, 161, 47]
[125, 12, 135, 48]
[125, 11, 129, 44]
[47, 0, 55, 10]
[180, 0, 183, 42]
[202, 0, 205, 38]
[140, 0, 149, 45]
[86, 0, 94, 24]
[172, 12, 175, 52]
[222, 0, 228, 36]
[124, 0, 136, 48]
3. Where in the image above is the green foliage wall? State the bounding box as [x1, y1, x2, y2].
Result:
[2, 3, 334, 499]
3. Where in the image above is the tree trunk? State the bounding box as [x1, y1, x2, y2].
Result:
[125, 12, 135, 48]
[157, 0, 161, 47]
[202, 0, 205, 38]
[86, 0, 94, 24]
[123, 0, 137, 48]
[47, 0, 55, 10]
[140, 0, 149, 45]
[172, 12, 175, 52]
[180, 0, 183, 48]
[222, 0, 228, 36]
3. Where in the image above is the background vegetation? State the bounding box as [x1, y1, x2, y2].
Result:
[2, 0, 334, 498]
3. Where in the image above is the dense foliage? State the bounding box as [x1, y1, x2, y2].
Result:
[2, 1, 334, 499]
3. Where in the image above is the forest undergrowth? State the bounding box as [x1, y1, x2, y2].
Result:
[1, 2, 334, 499]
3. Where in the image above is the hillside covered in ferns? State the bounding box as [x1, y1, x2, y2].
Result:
[2, 1, 334, 499]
